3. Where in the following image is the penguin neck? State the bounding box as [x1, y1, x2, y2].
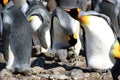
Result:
[12, 0, 29, 13]
[20, 2, 29, 14]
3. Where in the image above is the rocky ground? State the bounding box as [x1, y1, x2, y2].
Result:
[0, 0, 119, 80]
[0, 48, 115, 80]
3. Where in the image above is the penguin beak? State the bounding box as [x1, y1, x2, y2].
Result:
[73, 33, 77, 39]
[67, 33, 77, 46]
[112, 41, 120, 59]
[67, 33, 77, 41]
[28, 16, 36, 22]
[3, 0, 9, 6]
[64, 9, 71, 12]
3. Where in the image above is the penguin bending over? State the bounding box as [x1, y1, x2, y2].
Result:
[64, 8, 120, 70]
[26, 0, 51, 53]
[51, 0, 82, 58]
[1, 6, 33, 72]
[51, 7, 81, 56]
[12, 0, 52, 53]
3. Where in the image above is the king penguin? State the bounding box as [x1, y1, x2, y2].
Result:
[1, 1, 33, 72]
[64, 8, 120, 70]
[95, 0, 120, 40]
[26, 0, 51, 53]
[51, 0, 82, 57]
[12, 0, 52, 53]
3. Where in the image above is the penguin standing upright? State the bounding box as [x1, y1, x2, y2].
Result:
[51, 0, 82, 58]
[1, 5, 33, 72]
[64, 8, 120, 70]
[95, 0, 120, 40]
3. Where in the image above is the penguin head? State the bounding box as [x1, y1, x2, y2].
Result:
[67, 33, 77, 46]
[0, 0, 9, 7]
[64, 8, 81, 20]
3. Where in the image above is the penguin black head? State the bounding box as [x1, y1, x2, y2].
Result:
[67, 33, 77, 46]
[64, 8, 81, 20]
[0, 0, 9, 7]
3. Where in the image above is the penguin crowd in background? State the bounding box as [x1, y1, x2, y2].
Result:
[95, 0, 120, 41]
[0, 1, 120, 79]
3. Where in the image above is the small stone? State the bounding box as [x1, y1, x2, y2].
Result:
[100, 72, 113, 80]
[51, 67, 67, 74]
[0, 76, 18, 80]
[55, 49, 67, 62]
[0, 69, 12, 77]
[50, 74, 70, 80]
[39, 74, 50, 79]
[30, 66, 44, 75]
[67, 69, 84, 80]
[84, 72, 100, 80]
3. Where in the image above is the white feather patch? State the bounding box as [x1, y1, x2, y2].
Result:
[6, 44, 14, 69]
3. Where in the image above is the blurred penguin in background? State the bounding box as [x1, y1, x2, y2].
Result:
[51, 0, 82, 61]
[91, 0, 102, 10]
[0, 0, 14, 52]
[46, 0, 57, 13]
[95, 0, 120, 41]
[0, 0, 33, 72]
[76, 0, 88, 11]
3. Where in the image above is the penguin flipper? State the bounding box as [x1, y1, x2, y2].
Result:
[37, 30, 48, 49]
[2, 23, 11, 61]
[51, 16, 70, 49]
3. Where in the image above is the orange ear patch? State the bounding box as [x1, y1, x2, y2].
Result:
[77, 8, 81, 14]
[78, 15, 90, 25]
[3, 0, 9, 6]
[112, 41, 120, 58]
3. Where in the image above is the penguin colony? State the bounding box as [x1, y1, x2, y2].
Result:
[0, 0, 120, 76]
